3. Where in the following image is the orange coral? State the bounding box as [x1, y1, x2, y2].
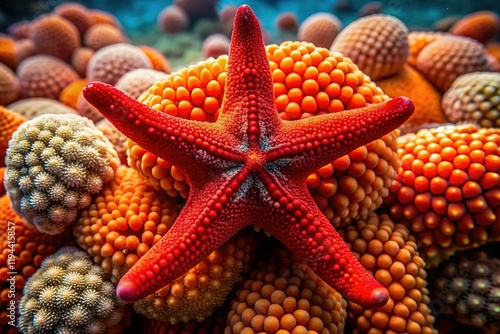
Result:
[30, 14, 81, 60]
[16, 55, 79, 100]
[139, 45, 171, 73]
[59, 78, 89, 110]
[0, 63, 20, 106]
[131, 41, 398, 228]
[0, 35, 17, 70]
[486, 42, 500, 65]
[7, 20, 32, 39]
[450, 10, 500, 44]
[226, 247, 347, 334]
[83, 23, 128, 50]
[415, 36, 490, 92]
[71, 47, 94, 77]
[376, 64, 446, 133]
[0, 106, 25, 168]
[0, 195, 72, 329]
[53, 2, 91, 35]
[339, 213, 436, 334]
[88, 9, 121, 28]
[384, 124, 500, 267]
[298, 12, 343, 49]
[331, 14, 409, 80]
[0, 168, 4, 197]
[13, 38, 37, 65]
[407, 31, 446, 67]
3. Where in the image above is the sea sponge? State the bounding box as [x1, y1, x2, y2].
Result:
[415, 36, 490, 92]
[53, 2, 91, 35]
[86, 43, 153, 85]
[88, 9, 121, 28]
[157, 5, 190, 34]
[83, 23, 128, 50]
[7, 98, 78, 120]
[14, 38, 38, 64]
[71, 47, 95, 77]
[275, 11, 298, 32]
[30, 14, 80, 60]
[16, 55, 80, 100]
[450, 11, 500, 44]
[376, 64, 446, 133]
[95, 119, 128, 164]
[339, 213, 436, 334]
[0, 195, 72, 330]
[114, 68, 169, 100]
[18, 247, 125, 334]
[4, 113, 120, 234]
[59, 78, 89, 110]
[7, 20, 32, 39]
[442, 72, 500, 128]
[0, 62, 20, 106]
[73, 166, 180, 282]
[76, 93, 105, 123]
[130, 41, 399, 228]
[432, 249, 500, 331]
[226, 246, 347, 334]
[298, 12, 343, 49]
[383, 124, 500, 267]
[407, 31, 446, 67]
[138, 45, 171, 73]
[331, 14, 409, 81]
[134, 230, 256, 323]
[0, 106, 25, 168]
[0, 35, 17, 70]
[202, 33, 230, 59]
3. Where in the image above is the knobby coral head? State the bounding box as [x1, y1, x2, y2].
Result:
[83, 4, 414, 309]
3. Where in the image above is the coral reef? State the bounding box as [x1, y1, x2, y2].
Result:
[71, 47, 94, 77]
[83, 23, 128, 50]
[157, 5, 190, 34]
[298, 12, 343, 49]
[53, 2, 91, 35]
[0, 63, 20, 106]
[0, 106, 24, 168]
[114, 68, 169, 100]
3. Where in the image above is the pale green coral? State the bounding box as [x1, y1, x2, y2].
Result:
[4, 114, 120, 235]
[18, 247, 124, 334]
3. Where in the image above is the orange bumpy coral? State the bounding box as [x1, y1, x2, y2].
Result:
[139, 45, 171, 73]
[88, 9, 121, 28]
[226, 246, 347, 334]
[30, 14, 81, 60]
[415, 36, 490, 92]
[134, 230, 256, 323]
[376, 64, 446, 133]
[450, 11, 500, 44]
[0, 63, 20, 106]
[59, 78, 89, 110]
[14, 38, 37, 65]
[71, 47, 94, 77]
[74, 165, 180, 282]
[384, 124, 500, 267]
[0, 106, 25, 168]
[53, 2, 91, 35]
[84, 23, 128, 50]
[339, 213, 436, 334]
[16, 55, 80, 100]
[0, 195, 72, 328]
[0, 36, 17, 70]
[297, 12, 343, 49]
[331, 14, 409, 80]
[442, 72, 500, 128]
[407, 31, 446, 67]
[129, 42, 399, 228]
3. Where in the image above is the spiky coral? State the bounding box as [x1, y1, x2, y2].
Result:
[4, 114, 120, 235]
[298, 12, 343, 49]
[0, 195, 72, 329]
[376, 64, 446, 133]
[331, 14, 409, 80]
[30, 14, 80, 60]
[442, 72, 500, 128]
[339, 213, 436, 334]
[0, 63, 20, 106]
[384, 124, 500, 267]
[450, 11, 500, 44]
[7, 98, 78, 120]
[0, 107, 25, 168]
[18, 247, 124, 334]
[226, 246, 347, 333]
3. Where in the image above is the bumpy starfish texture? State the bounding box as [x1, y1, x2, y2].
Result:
[83, 5, 414, 309]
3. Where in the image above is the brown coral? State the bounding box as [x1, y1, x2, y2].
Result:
[202, 33, 230, 59]
[331, 14, 409, 80]
[384, 124, 500, 267]
[0, 106, 25, 168]
[114, 68, 169, 100]
[16, 55, 80, 100]
[84, 23, 128, 50]
[30, 14, 80, 60]
[226, 246, 347, 334]
[71, 47, 95, 77]
[298, 12, 343, 49]
[415, 36, 490, 92]
[53, 2, 91, 35]
[96, 119, 128, 164]
[13, 38, 37, 65]
[275, 12, 298, 32]
[376, 64, 446, 133]
[450, 11, 500, 44]
[88, 9, 121, 28]
[339, 213, 436, 334]
[407, 31, 446, 67]
[157, 5, 190, 34]
[0, 35, 17, 70]
[0, 62, 20, 106]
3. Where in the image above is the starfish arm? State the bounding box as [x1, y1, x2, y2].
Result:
[257, 170, 389, 309]
[116, 169, 254, 302]
[83, 82, 247, 184]
[266, 97, 414, 177]
[217, 5, 283, 149]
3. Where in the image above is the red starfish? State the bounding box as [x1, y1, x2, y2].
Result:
[83, 5, 413, 308]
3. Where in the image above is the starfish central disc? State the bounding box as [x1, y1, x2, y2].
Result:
[83, 5, 414, 309]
